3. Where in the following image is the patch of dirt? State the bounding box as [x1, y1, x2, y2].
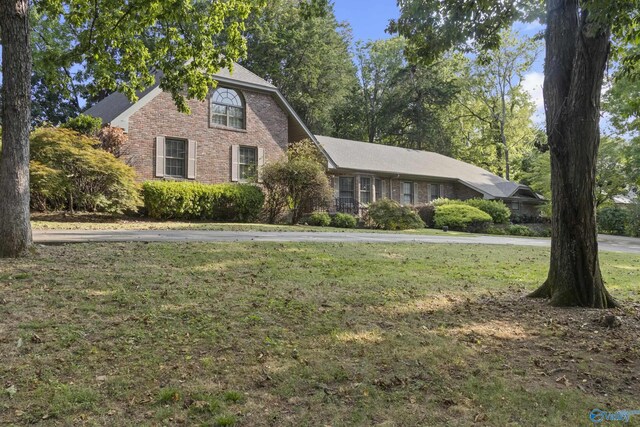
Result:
[442, 291, 640, 399]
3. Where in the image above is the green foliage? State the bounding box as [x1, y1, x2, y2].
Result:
[431, 198, 455, 207]
[522, 138, 635, 210]
[454, 31, 540, 179]
[306, 212, 331, 227]
[32, 0, 264, 116]
[30, 128, 141, 213]
[389, 1, 544, 65]
[142, 181, 264, 222]
[29, 160, 67, 211]
[434, 204, 492, 232]
[597, 205, 629, 235]
[464, 199, 511, 224]
[596, 137, 634, 206]
[336, 36, 461, 154]
[261, 156, 332, 225]
[368, 199, 425, 230]
[61, 114, 102, 136]
[330, 213, 357, 229]
[242, 0, 355, 135]
[519, 150, 551, 200]
[627, 201, 640, 237]
[505, 224, 535, 237]
[416, 204, 436, 228]
[30, 9, 84, 125]
[287, 139, 326, 164]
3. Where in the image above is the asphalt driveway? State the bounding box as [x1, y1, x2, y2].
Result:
[32, 229, 640, 254]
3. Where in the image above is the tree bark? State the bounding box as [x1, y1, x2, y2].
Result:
[529, 0, 616, 307]
[0, 0, 32, 257]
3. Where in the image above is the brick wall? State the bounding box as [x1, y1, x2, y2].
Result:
[452, 182, 484, 200]
[124, 89, 288, 183]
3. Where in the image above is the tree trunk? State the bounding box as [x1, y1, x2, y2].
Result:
[0, 0, 32, 257]
[529, 0, 616, 307]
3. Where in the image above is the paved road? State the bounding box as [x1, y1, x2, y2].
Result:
[32, 230, 640, 254]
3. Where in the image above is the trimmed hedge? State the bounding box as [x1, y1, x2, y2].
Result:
[307, 212, 331, 227]
[434, 204, 492, 232]
[331, 212, 357, 228]
[142, 181, 264, 222]
[368, 199, 425, 230]
[464, 199, 511, 224]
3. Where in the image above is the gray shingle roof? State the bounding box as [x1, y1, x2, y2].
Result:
[316, 135, 532, 200]
[84, 63, 274, 124]
[84, 84, 158, 124]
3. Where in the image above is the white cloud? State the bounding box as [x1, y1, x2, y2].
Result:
[521, 71, 545, 125]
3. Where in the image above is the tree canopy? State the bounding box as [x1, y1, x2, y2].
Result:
[241, 0, 356, 135]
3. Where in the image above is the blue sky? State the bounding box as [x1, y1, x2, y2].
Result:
[333, 0, 399, 43]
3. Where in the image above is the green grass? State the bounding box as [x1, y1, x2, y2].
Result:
[1, 242, 639, 426]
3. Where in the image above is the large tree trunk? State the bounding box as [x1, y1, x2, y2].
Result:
[529, 0, 616, 307]
[0, 0, 32, 257]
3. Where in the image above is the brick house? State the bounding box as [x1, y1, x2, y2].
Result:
[85, 63, 543, 216]
[85, 64, 315, 184]
[316, 136, 544, 216]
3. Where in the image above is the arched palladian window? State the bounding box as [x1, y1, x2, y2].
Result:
[210, 88, 245, 129]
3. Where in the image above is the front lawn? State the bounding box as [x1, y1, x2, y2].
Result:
[1, 243, 639, 426]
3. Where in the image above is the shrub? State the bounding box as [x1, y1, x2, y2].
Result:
[597, 205, 629, 235]
[434, 204, 492, 232]
[62, 114, 103, 136]
[416, 204, 436, 228]
[486, 226, 508, 235]
[506, 224, 535, 236]
[30, 128, 141, 213]
[368, 199, 425, 230]
[261, 156, 332, 224]
[142, 181, 264, 222]
[331, 212, 357, 228]
[627, 201, 640, 237]
[431, 197, 455, 207]
[511, 213, 545, 224]
[464, 199, 511, 224]
[97, 125, 128, 158]
[288, 139, 326, 164]
[307, 212, 331, 227]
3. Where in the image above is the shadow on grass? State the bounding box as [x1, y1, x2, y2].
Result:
[1, 242, 639, 426]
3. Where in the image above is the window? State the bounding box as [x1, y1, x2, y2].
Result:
[360, 177, 372, 204]
[239, 146, 257, 181]
[430, 184, 441, 201]
[211, 88, 244, 129]
[165, 138, 186, 178]
[375, 178, 382, 201]
[339, 177, 355, 200]
[402, 182, 414, 205]
[511, 201, 520, 211]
